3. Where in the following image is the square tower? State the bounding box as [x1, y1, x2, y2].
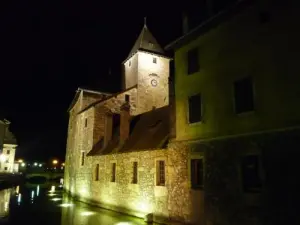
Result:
[123, 22, 171, 115]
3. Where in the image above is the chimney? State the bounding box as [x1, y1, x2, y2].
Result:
[120, 103, 130, 143]
[104, 112, 113, 146]
[182, 11, 189, 35]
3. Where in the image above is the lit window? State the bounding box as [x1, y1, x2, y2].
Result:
[132, 162, 138, 184]
[95, 164, 99, 181]
[191, 159, 204, 189]
[111, 163, 116, 182]
[188, 94, 202, 123]
[187, 48, 199, 75]
[234, 76, 254, 114]
[156, 160, 165, 186]
[153, 57, 157, 64]
[81, 152, 85, 166]
[242, 155, 262, 193]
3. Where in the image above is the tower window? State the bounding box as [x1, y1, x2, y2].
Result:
[156, 160, 165, 186]
[187, 48, 199, 75]
[149, 42, 154, 48]
[7, 150, 10, 155]
[132, 162, 138, 184]
[153, 57, 157, 64]
[84, 118, 88, 128]
[129, 60, 131, 67]
[234, 76, 254, 114]
[191, 159, 204, 189]
[111, 163, 116, 182]
[188, 93, 202, 123]
[125, 94, 130, 103]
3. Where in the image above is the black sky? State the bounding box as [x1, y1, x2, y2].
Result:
[0, 0, 234, 162]
[0, 0, 185, 161]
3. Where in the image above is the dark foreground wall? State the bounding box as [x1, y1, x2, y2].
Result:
[173, 128, 300, 225]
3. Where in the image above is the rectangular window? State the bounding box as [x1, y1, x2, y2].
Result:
[132, 162, 138, 184]
[81, 152, 85, 166]
[153, 57, 157, 64]
[234, 76, 254, 114]
[85, 118, 88, 127]
[4, 167, 7, 171]
[111, 163, 116, 182]
[187, 48, 199, 75]
[125, 94, 130, 103]
[156, 160, 165, 186]
[95, 164, 99, 181]
[191, 159, 204, 189]
[188, 94, 202, 123]
[242, 155, 262, 193]
[7, 150, 10, 155]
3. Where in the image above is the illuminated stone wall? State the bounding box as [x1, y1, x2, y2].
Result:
[67, 146, 197, 224]
[136, 52, 170, 115]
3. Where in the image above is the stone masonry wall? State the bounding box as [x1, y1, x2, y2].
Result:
[67, 147, 195, 224]
[137, 52, 170, 115]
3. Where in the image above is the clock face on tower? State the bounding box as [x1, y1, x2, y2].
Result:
[151, 79, 158, 87]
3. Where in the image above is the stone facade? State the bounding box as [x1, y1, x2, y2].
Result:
[164, 1, 300, 225]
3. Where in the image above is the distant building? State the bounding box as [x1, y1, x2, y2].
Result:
[0, 119, 18, 173]
[166, 0, 300, 224]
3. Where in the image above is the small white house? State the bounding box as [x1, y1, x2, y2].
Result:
[0, 119, 17, 173]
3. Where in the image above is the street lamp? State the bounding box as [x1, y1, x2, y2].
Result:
[34, 162, 38, 166]
[52, 160, 58, 165]
[18, 159, 23, 163]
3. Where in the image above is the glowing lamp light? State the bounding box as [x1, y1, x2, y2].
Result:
[81, 211, 95, 216]
[49, 185, 56, 193]
[39, 164, 42, 167]
[18, 159, 23, 163]
[52, 160, 58, 165]
[21, 163, 25, 167]
[48, 193, 56, 197]
[51, 198, 62, 202]
[0, 154, 7, 162]
[60, 203, 74, 208]
[34, 162, 38, 166]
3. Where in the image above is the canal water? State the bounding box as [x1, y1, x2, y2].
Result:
[0, 183, 146, 225]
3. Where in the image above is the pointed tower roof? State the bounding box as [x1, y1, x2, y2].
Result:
[127, 18, 165, 60]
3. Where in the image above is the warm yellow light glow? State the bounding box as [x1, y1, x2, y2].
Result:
[48, 193, 56, 197]
[18, 159, 23, 163]
[60, 203, 74, 207]
[52, 160, 58, 165]
[16, 186, 20, 194]
[115, 222, 132, 225]
[80, 211, 95, 216]
[51, 198, 62, 202]
[4, 202, 8, 212]
[61, 163, 65, 166]
[21, 163, 25, 167]
[0, 154, 7, 162]
[49, 185, 56, 193]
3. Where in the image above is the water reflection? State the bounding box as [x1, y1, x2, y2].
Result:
[0, 188, 12, 218]
[1, 183, 148, 225]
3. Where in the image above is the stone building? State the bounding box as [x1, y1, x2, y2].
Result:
[64, 22, 183, 223]
[165, 0, 300, 224]
[0, 119, 18, 173]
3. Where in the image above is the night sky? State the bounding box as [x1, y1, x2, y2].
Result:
[0, 0, 232, 162]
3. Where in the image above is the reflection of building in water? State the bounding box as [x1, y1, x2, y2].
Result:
[0, 189, 12, 218]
